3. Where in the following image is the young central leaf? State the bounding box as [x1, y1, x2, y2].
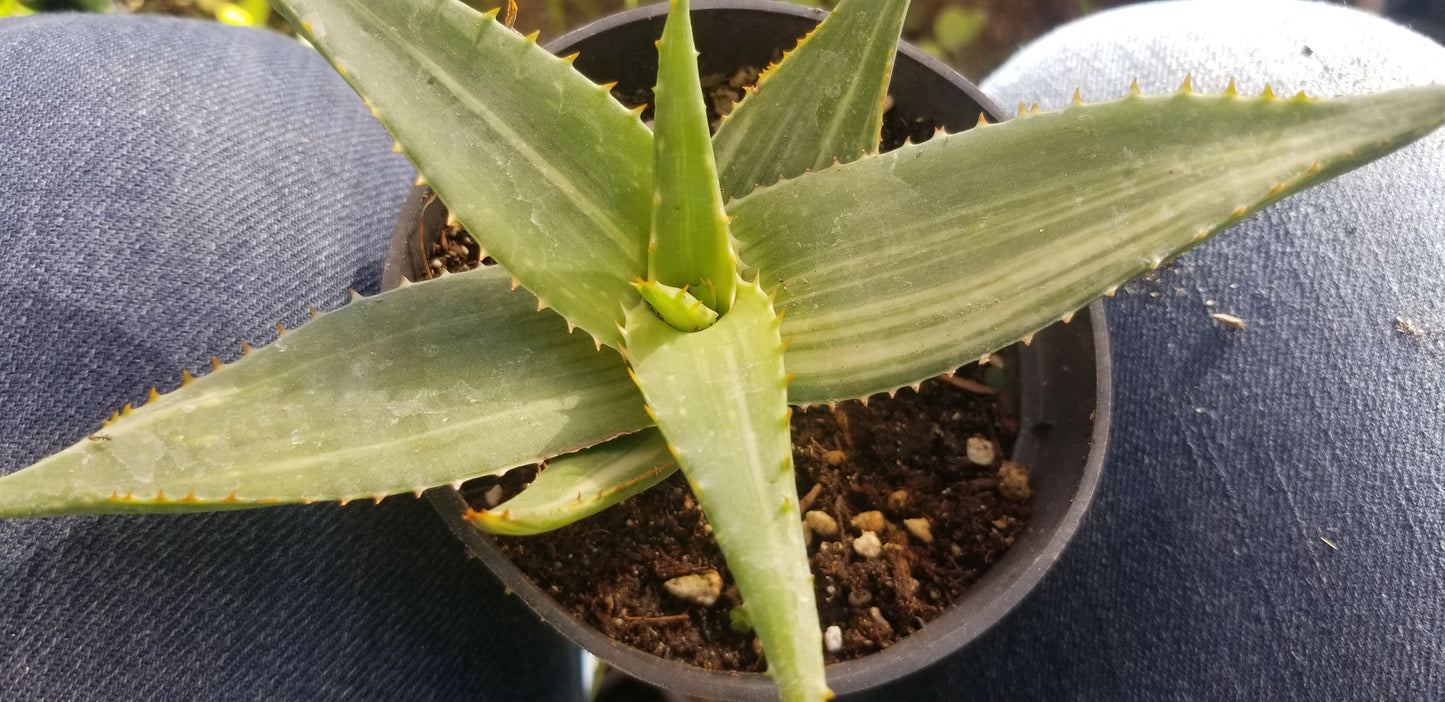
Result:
[646, 0, 737, 323]
[622, 280, 828, 702]
[633, 279, 719, 331]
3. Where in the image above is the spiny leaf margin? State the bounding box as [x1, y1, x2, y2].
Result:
[0, 267, 648, 517]
[622, 280, 828, 702]
[731, 82, 1445, 403]
[713, 0, 909, 201]
[271, 0, 653, 348]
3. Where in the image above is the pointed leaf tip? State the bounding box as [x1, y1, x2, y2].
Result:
[0, 268, 649, 517]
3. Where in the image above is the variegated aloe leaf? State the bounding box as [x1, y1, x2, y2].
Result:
[622, 281, 827, 702]
[270, 0, 652, 348]
[466, 429, 674, 536]
[0, 268, 647, 518]
[713, 0, 909, 201]
[648, 0, 736, 315]
[731, 82, 1445, 403]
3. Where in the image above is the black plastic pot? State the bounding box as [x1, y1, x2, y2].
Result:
[382, 2, 1111, 699]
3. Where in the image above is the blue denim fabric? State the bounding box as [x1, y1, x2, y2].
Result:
[0, 15, 581, 700]
[848, 2, 1445, 700]
[4, 2, 1443, 701]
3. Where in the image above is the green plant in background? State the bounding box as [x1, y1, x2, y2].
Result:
[2, 0, 1443, 699]
[915, 4, 988, 58]
[521, 0, 637, 34]
[0, 0, 33, 16]
[209, 0, 271, 26]
[0, 0, 271, 23]
[0, 0, 113, 15]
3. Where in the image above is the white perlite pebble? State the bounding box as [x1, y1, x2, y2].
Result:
[903, 517, 933, 544]
[663, 570, 723, 607]
[482, 484, 506, 508]
[869, 607, 893, 633]
[804, 510, 840, 538]
[824, 625, 844, 653]
[853, 530, 883, 558]
[966, 435, 996, 466]
[851, 510, 885, 533]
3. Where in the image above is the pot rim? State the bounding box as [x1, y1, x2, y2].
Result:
[385, 2, 1111, 699]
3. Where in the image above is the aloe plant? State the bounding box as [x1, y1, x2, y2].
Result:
[3, 0, 1443, 699]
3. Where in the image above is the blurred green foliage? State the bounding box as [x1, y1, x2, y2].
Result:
[0, 0, 34, 16]
[3, 0, 112, 14]
[916, 5, 988, 57]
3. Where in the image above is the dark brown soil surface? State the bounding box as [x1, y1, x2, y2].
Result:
[425, 218, 490, 279]
[463, 366, 1031, 671]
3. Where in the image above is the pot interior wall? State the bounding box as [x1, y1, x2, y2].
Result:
[556, 3, 1003, 134]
